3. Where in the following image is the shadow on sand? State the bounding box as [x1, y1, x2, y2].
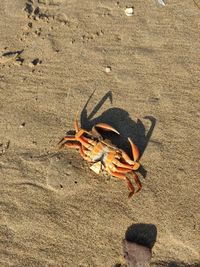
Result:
[68, 90, 156, 178]
[80, 91, 156, 157]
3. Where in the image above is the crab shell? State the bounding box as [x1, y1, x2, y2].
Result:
[58, 114, 141, 198]
[89, 161, 103, 174]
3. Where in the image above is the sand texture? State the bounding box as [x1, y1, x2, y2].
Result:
[0, 0, 200, 266]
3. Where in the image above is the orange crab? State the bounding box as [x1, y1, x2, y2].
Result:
[59, 115, 142, 198]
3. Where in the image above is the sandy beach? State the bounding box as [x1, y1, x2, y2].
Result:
[0, 0, 200, 266]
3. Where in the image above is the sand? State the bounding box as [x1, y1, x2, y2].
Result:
[0, 0, 200, 266]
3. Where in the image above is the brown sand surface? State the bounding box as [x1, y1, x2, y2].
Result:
[0, 1, 200, 266]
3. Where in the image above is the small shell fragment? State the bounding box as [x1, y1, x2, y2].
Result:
[90, 161, 102, 174]
[105, 66, 111, 73]
[158, 0, 166, 6]
[125, 7, 134, 16]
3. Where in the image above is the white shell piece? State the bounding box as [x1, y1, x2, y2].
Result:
[105, 66, 111, 73]
[90, 162, 102, 174]
[125, 7, 134, 16]
[158, 0, 166, 6]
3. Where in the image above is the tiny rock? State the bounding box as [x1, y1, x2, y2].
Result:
[105, 66, 111, 73]
[19, 122, 26, 128]
[29, 58, 42, 67]
[125, 7, 134, 16]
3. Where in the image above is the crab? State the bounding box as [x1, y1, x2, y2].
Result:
[58, 115, 142, 198]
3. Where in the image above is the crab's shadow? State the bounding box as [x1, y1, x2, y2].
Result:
[68, 91, 156, 178]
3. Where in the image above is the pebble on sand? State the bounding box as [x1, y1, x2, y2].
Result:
[125, 7, 134, 16]
[29, 58, 42, 67]
[105, 66, 111, 73]
[19, 122, 26, 128]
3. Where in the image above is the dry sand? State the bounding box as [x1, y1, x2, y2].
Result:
[0, 0, 200, 266]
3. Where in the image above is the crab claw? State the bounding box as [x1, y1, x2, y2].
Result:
[94, 123, 120, 135]
[128, 137, 140, 162]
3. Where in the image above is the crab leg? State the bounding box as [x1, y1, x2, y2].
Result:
[81, 145, 93, 160]
[131, 172, 142, 193]
[75, 130, 94, 149]
[58, 136, 77, 145]
[59, 140, 91, 161]
[127, 178, 136, 198]
[128, 138, 140, 162]
[106, 167, 135, 198]
[59, 140, 79, 149]
[112, 159, 136, 170]
[121, 150, 140, 169]
[91, 126, 103, 139]
[79, 145, 92, 161]
[58, 134, 94, 153]
[104, 151, 134, 170]
[112, 166, 132, 173]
